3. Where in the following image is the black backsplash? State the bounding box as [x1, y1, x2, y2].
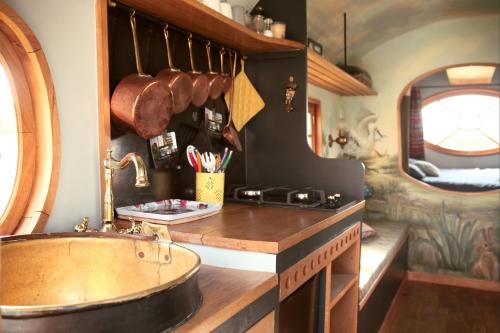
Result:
[108, 0, 365, 207]
[108, 6, 245, 207]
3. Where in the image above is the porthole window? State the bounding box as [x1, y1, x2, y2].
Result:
[422, 91, 499, 156]
[0, 62, 18, 216]
[0, 3, 59, 235]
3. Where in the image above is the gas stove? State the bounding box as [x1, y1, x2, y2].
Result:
[225, 185, 356, 212]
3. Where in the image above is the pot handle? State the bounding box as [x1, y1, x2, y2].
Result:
[220, 47, 227, 75]
[130, 11, 145, 76]
[187, 33, 198, 73]
[163, 25, 176, 70]
[206, 41, 214, 73]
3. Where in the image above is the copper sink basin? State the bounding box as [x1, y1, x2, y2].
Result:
[1, 232, 202, 333]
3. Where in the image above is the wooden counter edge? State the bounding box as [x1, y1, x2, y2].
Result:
[175, 271, 278, 333]
[117, 201, 365, 255]
[278, 200, 365, 253]
[195, 201, 365, 254]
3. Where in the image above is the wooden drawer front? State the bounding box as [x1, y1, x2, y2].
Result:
[279, 223, 360, 301]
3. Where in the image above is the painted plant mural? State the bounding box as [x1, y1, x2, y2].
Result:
[323, 106, 500, 282]
[312, 13, 500, 282]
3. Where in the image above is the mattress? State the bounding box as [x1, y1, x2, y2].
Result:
[422, 168, 500, 192]
[359, 219, 409, 303]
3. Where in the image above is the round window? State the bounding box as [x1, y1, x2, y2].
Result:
[0, 3, 59, 235]
[0, 62, 18, 215]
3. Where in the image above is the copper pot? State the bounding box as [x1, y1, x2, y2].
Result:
[157, 26, 192, 114]
[111, 12, 172, 139]
[220, 48, 232, 94]
[205, 41, 224, 100]
[187, 34, 209, 107]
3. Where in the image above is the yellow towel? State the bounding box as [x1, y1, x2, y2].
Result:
[224, 60, 265, 132]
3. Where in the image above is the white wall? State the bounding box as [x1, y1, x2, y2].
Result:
[307, 83, 345, 158]
[5, 0, 101, 231]
[342, 15, 500, 156]
[425, 148, 500, 169]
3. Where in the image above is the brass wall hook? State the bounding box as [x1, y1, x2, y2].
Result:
[285, 76, 297, 112]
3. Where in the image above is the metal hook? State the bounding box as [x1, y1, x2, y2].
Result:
[130, 8, 136, 18]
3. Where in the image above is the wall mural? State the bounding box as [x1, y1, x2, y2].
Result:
[361, 150, 499, 281]
[328, 106, 500, 281]
[313, 16, 500, 282]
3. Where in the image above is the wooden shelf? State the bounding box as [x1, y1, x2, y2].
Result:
[307, 50, 377, 96]
[118, 0, 305, 53]
[330, 274, 358, 309]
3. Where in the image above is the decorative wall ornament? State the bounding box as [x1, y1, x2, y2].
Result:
[285, 76, 297, 112]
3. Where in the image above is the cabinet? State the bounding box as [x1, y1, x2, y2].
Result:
[325, 235, 360, 332]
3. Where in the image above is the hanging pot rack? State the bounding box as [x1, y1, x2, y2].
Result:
[108, 0, 242, 58]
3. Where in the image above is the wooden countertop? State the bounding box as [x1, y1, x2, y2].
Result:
[173, 265, 277, 333]
[167, 202, 365, 254]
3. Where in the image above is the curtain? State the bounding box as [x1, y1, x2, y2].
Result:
[400, 95, 411, 172]
[409, 87, 425, 160]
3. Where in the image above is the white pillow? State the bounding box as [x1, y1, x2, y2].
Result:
[413, 160, 440, 177]
[361, 222, 377, 239]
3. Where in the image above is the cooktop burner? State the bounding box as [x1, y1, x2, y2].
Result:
[226, 185, 356, 212]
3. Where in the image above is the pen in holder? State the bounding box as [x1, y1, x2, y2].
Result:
[196, 172, 225, 205]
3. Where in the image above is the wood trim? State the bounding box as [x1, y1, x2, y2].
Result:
[279, 223, 360, 301]
[0, 1, 60, 234]
[246, 311, 275, 333]
[174, 267, 278, 333]
[396, 62, 500, 196]
[96, 0, 110, 214]
[307, 50, 377, 96]
[323, 263, 332, 331]
[307, 98, 322, 156]
[422, 88, 500, 156]
[407, 271, 500, 292]
[0, 29, 35, 234]
[117, 0, 304, 53]
[330, 274, 358, 309]
[359, 234, 409, 309]
[277, 201, 364, 253]
[378, 277, 408, 333]
[424, 141, 499, 157]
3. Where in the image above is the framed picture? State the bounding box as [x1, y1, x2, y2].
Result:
[307, 38, 323, 55]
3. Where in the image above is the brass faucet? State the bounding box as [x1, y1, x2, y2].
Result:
[101, 149, 149, 232]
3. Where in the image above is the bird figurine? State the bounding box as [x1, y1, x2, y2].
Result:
[74, 217, 89, 232]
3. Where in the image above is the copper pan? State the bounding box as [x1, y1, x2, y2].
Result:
[110, 12, 172, 139]
[187, 34, 209, 107]
[157, 25, 192, 114]
[220, 48, 232, 94]
[205, 41, 224, 100]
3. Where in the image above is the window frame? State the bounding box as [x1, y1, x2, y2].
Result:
[307, 98, 323, 156]
[422, 89, 500, 157]
[0, 2, 60, 235]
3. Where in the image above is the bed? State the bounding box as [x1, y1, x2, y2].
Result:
[422, 168, 500, 192]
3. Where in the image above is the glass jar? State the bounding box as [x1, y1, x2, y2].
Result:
[271, 22, 286, 39]
[263, 18, 273, 37]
